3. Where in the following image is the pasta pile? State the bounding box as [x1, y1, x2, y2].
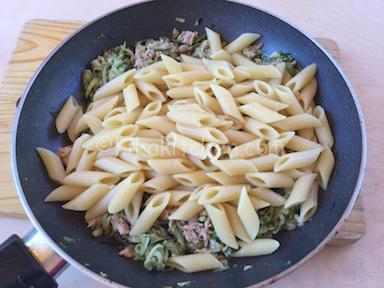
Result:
[37, 28, 335, 273]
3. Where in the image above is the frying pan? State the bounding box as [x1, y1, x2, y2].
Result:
[3, 0, 366, 287]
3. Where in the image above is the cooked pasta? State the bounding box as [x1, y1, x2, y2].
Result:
[41, 28, 335, 273]
[284, 173, 317, 209]
[45, 185, 86, 202]
[237, 187, 260, 239]
[55, 96, 80, 134]
[63, 184, 110, 211]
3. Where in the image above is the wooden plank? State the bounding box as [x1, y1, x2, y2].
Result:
[0, 19, 365, 245]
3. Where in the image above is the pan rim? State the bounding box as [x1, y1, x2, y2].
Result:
[11, 0, 367, 287]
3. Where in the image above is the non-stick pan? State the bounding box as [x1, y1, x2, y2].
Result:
[3, 0, 366, 287]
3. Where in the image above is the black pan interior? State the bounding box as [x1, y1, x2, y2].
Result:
[14, 0, 363, 287]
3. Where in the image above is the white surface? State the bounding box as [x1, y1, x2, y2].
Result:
[1, 0, 383, 287]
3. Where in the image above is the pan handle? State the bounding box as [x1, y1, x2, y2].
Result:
[0, 229, 67, 288]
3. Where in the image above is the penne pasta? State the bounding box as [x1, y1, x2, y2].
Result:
[223, 203, 251, 243]
[284, 173, 317, 208]
[137, 100, 162, 120]
[187, 155, 217, 172]
[274, 148, 322, 172]
[249, 154, 279, 172]
[66, 134, 91, 173]
[94, 69, 136, 100]
[224, 33, 260, 53]
[76, 150, 98, 171]
[232, 67, 251, 82]
[83, 114, 103, 134]
[211, 84, 244, 122]
[249, 196, 270, 210]
[198, 185, 245, 204]
[286, 63, 317, 93]
[228, 81, 254, 97]
[313, 105, 334, 148]
[231, 53, 255, 66]
[130, 192, 171, 235]
[203, 58, 234, 80]
[210, 49, 232, 62]
[224, 129, 257, 145]
[194, 87, 223, 114]
[93, 157, 138, 176]
[64, 171, 120, 187]
[136, 129, 164, 139]
[284, 168, 312, 180]
[176, 123, 228, 144]
[246, 172, 294, 188]
[56, 96, 80, 133]
[273, 85, 304, 115]
[268, 131, 295, 155]
[167, 103, 209, 114]
[103, 106, 126, 120]
[163, 190, 192, 206]
[63, 184, 110, 211]
[161, 54, 183, 74]
[236, 92, 288, 111]
[166, 84, 209, 99]
[108, 171, 145, 213]
[67, 108, 84, 142]
[167, 110, 218, 127]
[102, 111, 139, 129]
[271, 114, 321, 131]
[147, 158, 196, 174]
[136, 115, 176, 135]
[250, 188, 286, 206]
[84, 188, 117, 221]
[135, 79, 166, 102]
[237, 187, 260, 239]
[285, 135, 324, 152]
[236, 65, 281, 80]
[205, 203, 238, 249]
[268, 62, 286, 85]
[299, 78, 317, 110]
[243, 117, 280, 140]
[36, 147, 66, 184]
[316, 146, 335, 189]
[181, 54, 204, 65]
[162, 71, 213, 87]
[168, 199, 203, 220]
[216, 114, 241, 130]
[253, 80, 276, 99]
[229, 138, 266, 159]
[83, 124, 139, 151]
[44, 185, 86, 202]
[124, 189, 144, 225]
[142, 174, 179, 194]
[239, 102, 286, 124]
[173, 170, 215, 187]
[297, 127, 315, 140]
[89, 96, 121, 122]
[168, 253, 223, 273]
[233, 239, 280, 257]
[206, 172, 247, 185]
[166, 132, 207, 160]
[205, 27, 222, 53]
[87, 96, 112, 111]
[135, 68, 166, 85]
[298, 181, 319, 225]
[213, 159, 257, 176]
[123, 83, 141, 112]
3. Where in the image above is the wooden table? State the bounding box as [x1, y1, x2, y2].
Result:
[0, 0, 383, 287]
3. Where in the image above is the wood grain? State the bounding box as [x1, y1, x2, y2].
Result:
[0, 20, 365, 245]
